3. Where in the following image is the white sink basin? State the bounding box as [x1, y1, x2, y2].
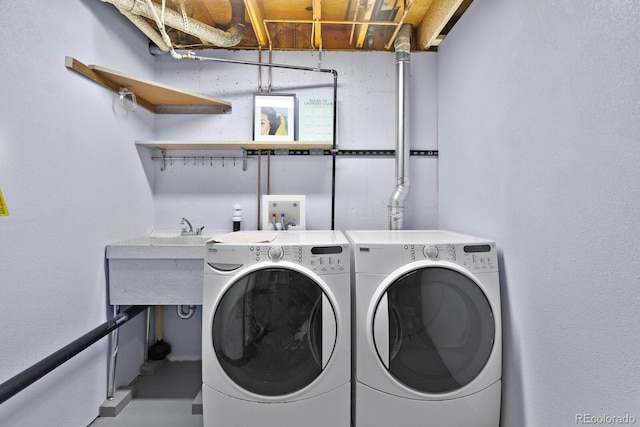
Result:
[106, 231, 221, 305]
[118, 234, 213, 246]
[107, 231, 219, 259]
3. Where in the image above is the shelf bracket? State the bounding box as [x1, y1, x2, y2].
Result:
[242, 149, 248, 171]
[159, 149, 167, 171]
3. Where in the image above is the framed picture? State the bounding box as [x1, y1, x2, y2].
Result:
[254, 93, 296, 141]
[298, 96, 334, 141]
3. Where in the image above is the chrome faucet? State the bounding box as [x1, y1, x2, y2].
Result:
[180, 217, 204, 236]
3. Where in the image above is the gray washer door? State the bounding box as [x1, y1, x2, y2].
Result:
[212, 267, 336, 396]
[373, 266, 495, 393]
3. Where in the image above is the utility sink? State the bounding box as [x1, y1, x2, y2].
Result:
[107, 231, 216, 259]
[106, 231, 218, 305]
[119, 235, 212, 245]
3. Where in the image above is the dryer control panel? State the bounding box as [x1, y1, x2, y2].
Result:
[403, 243, 498, 272]
[206, 243, 350, 274]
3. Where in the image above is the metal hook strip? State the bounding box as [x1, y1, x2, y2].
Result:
[151, 153, 254, 170]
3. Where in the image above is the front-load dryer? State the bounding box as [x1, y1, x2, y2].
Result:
[346, 230, 502, 427]
[202, 231, 351, 427]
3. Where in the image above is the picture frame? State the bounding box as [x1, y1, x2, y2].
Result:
[254, 93, 296, 141]
[298, 96, 334, 142]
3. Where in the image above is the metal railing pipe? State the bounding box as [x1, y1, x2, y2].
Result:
[0, 305, 148, 404]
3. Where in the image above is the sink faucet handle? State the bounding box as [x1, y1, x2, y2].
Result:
[180, 217, 194, 233]
[196, 226, 205, 235]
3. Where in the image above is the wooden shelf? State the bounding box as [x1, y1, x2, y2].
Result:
[65, 57, 231, 114]
[135, 141, 333, 150]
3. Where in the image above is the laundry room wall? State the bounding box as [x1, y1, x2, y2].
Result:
[141, 49, 438, 360]
[437, 1, 640, 426]
[0, 2, 155, 426]
[147, 49, 438, 233]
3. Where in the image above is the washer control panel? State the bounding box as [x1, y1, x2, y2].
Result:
[403, 243, 498, 272]
[207, 243, 349, 274]
[404, 244, 457, 262]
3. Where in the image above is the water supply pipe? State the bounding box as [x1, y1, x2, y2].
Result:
[388, 24, 412, 230]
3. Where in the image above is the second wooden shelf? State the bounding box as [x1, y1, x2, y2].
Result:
[135, 141, 333, 150]
[66, 56, 231, 114]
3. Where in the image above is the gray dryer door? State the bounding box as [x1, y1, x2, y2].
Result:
[373, 266, 495, 393]
[212, 267, 337, 396]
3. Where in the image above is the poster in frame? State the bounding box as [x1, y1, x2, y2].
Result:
[254, 93, 296, 141]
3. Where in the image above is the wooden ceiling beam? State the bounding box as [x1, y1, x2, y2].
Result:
[244, 0, 269, 47]
[354, 0, 376, 48]
[313, 0, 322, 48]
[185, 0, 218, 26]
[416, 0, 464, 49]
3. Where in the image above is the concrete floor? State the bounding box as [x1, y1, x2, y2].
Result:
[88, 361, 203, 427]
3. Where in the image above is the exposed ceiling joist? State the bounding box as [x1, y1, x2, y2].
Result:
[354, 0, 377, 49]
[102, 0, 474, 52]
[243, 0, 269, 47]
[417, 0, 465, 49]
[312, 0, 322, 49]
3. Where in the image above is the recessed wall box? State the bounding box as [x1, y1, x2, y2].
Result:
[262, 195, 306, 230]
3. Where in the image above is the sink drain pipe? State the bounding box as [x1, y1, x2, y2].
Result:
[177, 305, 196, 319]
[0, 305, 148, 404]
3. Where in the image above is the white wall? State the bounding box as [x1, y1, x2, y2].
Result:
[437, 1, 640, 426]
[0, 2, 154, 426]
[149, 50, 438, 233]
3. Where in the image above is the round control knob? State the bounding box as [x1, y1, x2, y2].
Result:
[268, 246, 284, 260]
[424, 245, 439, 259]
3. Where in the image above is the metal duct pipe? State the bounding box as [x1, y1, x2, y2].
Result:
[388, 24, 412, 230]
[101, 0, 245, 48]
[120, 9, 170, 52]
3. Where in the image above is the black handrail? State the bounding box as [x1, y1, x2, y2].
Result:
[0, 305, 149, 404]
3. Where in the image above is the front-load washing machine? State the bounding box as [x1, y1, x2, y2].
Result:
[202, 230, 351, 427]
[346, 230, 502, 427]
